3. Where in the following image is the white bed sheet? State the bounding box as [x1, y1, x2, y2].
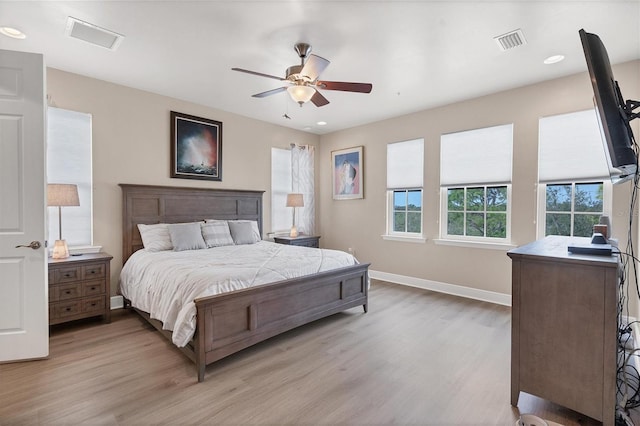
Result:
[119, 241, 358, 347]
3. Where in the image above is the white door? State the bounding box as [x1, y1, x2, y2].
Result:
[0, 49, 48, 361]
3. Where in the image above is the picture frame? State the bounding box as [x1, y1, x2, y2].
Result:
[332, 146, 364, 200]
[170, 111, 222, 181]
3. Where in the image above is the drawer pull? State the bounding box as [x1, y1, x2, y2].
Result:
[64, 290, 71, 295]
[88, 270, 96, 274]
[90, 286, 96, 291]
[64, 273, 71, 278]
[65, 307, 72, 312]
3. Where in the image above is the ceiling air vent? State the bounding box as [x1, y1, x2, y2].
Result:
[494, 29, 526, 51]
[65, 17, 124, 50]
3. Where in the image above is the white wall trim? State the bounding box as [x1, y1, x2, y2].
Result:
[369, 270, 512, 307]
[110, 295, 124, 310]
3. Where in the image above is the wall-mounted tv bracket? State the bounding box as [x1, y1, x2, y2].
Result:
[625, 99, 640, 122]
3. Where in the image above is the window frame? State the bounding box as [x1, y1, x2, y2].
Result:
[536, 179, 612, 239]
[439, 184, 512, 243]
[386, 188, 424, 239]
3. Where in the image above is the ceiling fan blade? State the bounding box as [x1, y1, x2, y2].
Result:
[252, 87, 288, 98]
[232, 67, 285, 81]
[311, 90, 330, 107]
[300, 54, 330, 81]
[317, 81, 372, 93]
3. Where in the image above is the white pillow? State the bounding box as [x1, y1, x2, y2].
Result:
[168, 222, 206, 251]
[201, 221, 234, 248]
[137, 223, 173, 252]
[228, 220, 261, 245]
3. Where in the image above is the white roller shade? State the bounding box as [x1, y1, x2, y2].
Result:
[440, 124, 513, 186]
[271, 147, 292, 233]
[47, 107, 92, 247]
[387, 139, 424, 189]
[538, 109, 609, 182]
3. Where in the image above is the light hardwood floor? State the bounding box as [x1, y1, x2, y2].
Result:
[0, 281, 629, 425]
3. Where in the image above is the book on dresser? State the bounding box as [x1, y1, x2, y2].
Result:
[47, 252, 113, 325]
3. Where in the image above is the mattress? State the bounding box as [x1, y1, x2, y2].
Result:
[119, 240, 358, 347]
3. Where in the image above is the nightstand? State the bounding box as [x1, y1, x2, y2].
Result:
[47, 252, 113, 325]
[273, 235, 321, 248]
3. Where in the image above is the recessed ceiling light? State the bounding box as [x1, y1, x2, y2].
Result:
[317, 121, 327, 126]
[0, 27, 26, 39]
[544, 55, 565, 65]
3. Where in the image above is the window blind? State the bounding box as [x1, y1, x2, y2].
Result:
[271, 147, 292, 233]
[538, 109, 609, 182]
[46, 107, 92, 247]
[387, 138, 424, 189]
[440, 124, 513, 186]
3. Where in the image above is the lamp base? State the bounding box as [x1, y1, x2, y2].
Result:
[52, 240, 70, 259]
[290, 226, 299, 238]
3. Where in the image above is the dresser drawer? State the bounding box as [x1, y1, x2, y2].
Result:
[52, 300, 82, 320]
[83, 263, 106, 280]
[54, 266, 82, 283]
[83, 296, 106, 314]
[56, 282, 83, 301]
[82, 280, 105, 297]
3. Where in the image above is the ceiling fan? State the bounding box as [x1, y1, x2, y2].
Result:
[232, 43, 373, 107]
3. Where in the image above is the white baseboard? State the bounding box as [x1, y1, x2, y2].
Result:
[369, 270, 512, 307]
[110, 295, 124, 310]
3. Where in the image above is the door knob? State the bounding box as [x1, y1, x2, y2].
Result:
[15, 241, 41, 250]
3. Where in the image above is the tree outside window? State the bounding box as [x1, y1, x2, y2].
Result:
[446, 186, 507, 238]
[545, 182, 603, 237]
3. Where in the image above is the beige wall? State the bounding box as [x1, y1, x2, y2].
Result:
[318, 60, 640, 298]
[46, 68, 320, 295]
[48, 60, 640, 308]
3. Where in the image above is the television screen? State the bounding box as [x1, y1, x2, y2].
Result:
[579, 29, 637, 184]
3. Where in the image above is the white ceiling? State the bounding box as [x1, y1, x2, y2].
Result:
[1, 1, 639, 135]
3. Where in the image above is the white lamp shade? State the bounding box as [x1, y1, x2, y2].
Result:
[47, 184, 79, 207]
[286, 193, 304, 207]
[287, 85, 315, 104]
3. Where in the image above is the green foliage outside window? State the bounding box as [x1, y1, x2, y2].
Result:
[393, 189, 422, 233]
[545, 182, 603, 237]
[446, 186, 507, 238]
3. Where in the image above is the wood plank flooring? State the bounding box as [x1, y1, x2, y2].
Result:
[0, 280, 631, 425]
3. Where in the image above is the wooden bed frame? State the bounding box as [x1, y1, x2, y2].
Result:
[119, 184, 369, 382]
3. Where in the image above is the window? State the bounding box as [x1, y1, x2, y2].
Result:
[446, 186, 508, 238]
[537, 110, 612, 238]
[385, 139, 424, 239]
[271, 147, 292, 234]
[46, 107, 93, 249]
[544, 182, 605, 237]
[439, 124, 513, 242]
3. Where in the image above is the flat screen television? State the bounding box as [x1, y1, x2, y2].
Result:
[579, 29, 638, 184]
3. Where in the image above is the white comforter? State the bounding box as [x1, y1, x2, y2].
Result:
[119, 241, 358, 347]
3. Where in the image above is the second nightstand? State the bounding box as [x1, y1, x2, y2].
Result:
[273, 235, 321, 248]
[48, 252, 113, 325]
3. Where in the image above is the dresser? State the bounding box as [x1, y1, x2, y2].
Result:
[48, 252, 113, 325]
[273, 235, 321, 248]
[507, 236, 618, 425]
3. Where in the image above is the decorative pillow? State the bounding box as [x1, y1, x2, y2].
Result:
[168, 222, 206, 251]
[228, 220, 261, 245]
[137, 223, 173, 252]
[201, 221, 234, 248]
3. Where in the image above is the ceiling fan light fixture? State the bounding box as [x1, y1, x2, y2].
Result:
[287, 85, 315, 106]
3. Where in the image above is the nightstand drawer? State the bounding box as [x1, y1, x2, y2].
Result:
[83, 296, 105, 314]
[82, 280, 105, 297]
[54, 266, 82, 283]
[83, 263, 106, 280]
[56, 283, 83, 301]
[52, 300, 82, 319]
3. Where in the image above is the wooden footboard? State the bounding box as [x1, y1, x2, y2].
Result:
[193, 262, 369, 382]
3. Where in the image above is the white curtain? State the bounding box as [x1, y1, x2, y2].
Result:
[291, 145, 315, 235]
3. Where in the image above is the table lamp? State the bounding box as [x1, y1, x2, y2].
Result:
[47, 183, 80, 259]
[286, 193, 304, 238]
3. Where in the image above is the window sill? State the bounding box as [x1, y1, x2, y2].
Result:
[433, 239, 516, 251]
[382, 235, 426, 244]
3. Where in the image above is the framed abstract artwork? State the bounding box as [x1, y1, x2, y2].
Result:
[170, 111, 222, 181]
[332, 146, 364, 200]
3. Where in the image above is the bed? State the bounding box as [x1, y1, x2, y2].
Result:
[119, 184, 369, 382]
